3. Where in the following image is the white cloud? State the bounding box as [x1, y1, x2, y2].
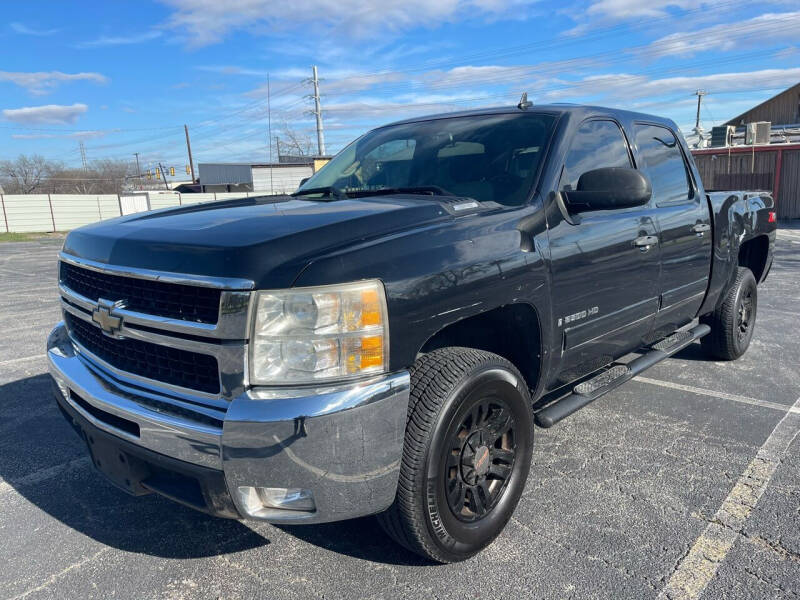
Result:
[2, 104, 89, 125]
[242, 59, 600, 104]
[0, 71, 108, 96]
[78, 30, 162, 48]
[423, 60, 599, 89]
[159, 0, 539, 46]
[10, 22, 59, 36]
[196, 65, 270, 77]
[643, 11, 800, 58]
[538, 67, 800, 102]
[11, 130, 109, 140]
[322, 90, 491, 120]
[774, 46, 798, 60]
[586, 0, 712, 19]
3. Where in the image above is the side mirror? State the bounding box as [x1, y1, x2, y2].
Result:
[298, 177, 310, 187]
[563, 167, 651, 213]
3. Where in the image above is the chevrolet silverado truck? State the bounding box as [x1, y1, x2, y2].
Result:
[48, 104, 776, 563]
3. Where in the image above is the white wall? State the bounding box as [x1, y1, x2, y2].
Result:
[252, 165, 312, 194]
[120, 195, 150, 215]
[0, 192, 253, 233]
[2, 195, 52, 232]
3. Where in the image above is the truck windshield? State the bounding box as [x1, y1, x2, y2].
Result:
[296, 113, 556, 206]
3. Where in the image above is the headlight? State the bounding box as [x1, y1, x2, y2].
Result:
[249, 280, 389, 385]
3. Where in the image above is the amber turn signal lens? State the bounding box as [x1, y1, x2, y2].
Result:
[360, 289, 382, 327]
[359, 335, 384, 369]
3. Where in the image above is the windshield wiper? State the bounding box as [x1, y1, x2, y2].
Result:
[292, 186, 347, 200]
[346, 186, 456, 198]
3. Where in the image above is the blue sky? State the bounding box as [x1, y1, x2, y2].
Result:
[2, 0, 799, 178]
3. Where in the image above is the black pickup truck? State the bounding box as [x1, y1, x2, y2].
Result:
[48, 104, 776, 563]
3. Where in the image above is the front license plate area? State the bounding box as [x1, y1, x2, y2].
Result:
[84, 432, 152, 496]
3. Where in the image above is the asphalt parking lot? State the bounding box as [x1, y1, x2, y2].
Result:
[1, 229, 799, 600]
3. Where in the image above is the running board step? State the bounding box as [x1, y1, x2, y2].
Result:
[652, 330, 692, 352]
[535, 323, 710, 428]
[574, 365, 630, 396]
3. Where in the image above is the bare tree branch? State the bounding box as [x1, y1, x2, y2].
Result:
[279, 120, 314, 159]
[0, 154, 53, 193]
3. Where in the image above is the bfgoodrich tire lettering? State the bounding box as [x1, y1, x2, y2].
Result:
[378, 347, 534, 563]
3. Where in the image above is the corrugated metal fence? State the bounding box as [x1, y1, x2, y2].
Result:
[692, 144, 800, 220]
[0, 191, 257, 233]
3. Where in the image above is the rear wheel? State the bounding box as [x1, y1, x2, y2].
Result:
[701, 266, 758, 360]
[378, 347, 533, 563]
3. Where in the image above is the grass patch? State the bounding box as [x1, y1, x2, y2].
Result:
[0, 232, 64, 243]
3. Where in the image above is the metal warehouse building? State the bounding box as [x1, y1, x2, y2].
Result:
[691, 82, 800, 220]
[197, 157, 331, 194]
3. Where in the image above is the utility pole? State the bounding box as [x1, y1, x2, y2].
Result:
[267, 73, 274, 194]
[693, 89, 707, 149]
[79, 141, 88, 170]
[184, 125, 196, 183]
[133, 152, 142, 190]
[310, 65, 326, 156]
[694, 89, 707, 130]
[158, 162, 170, 191]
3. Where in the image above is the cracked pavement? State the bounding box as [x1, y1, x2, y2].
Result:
[1, 229, 799, 599]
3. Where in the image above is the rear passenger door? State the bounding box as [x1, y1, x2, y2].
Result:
[632, 124, 712, 335]
[547, 119, 660, 383]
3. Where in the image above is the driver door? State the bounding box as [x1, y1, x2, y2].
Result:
[546, 119, 660, 383]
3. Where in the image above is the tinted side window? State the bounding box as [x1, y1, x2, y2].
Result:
[560, 120, 631, 191]
[634, 125, 692, 203]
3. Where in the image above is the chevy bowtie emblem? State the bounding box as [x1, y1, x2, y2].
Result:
[92, 299, 125, 336]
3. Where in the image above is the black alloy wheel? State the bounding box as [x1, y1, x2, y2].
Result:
[378, 347, 534, 563]
[737, 285, 754, 344]
[444, 398, 516, 522]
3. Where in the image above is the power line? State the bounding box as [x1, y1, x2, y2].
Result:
[318, 24, 792, 101]
[3, 2, 791, 164]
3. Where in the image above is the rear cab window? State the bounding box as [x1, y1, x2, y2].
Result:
[633, 124, 694, 205]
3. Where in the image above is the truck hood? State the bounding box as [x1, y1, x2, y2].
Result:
[63, 196, 450, 289]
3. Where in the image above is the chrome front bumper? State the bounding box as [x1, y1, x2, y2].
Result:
[48, 322, 410, 524]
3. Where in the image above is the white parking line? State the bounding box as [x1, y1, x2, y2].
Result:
[0, 307, 59, 322]
[0, 354, 46, 366]
[657, 394, 800, 600]
[0, 457, 90, 497]
[634, 376, 800, 415]
[1, 324, 52, 335]
[10, 547, 109, 600]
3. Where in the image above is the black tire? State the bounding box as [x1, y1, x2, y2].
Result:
[378, 347, 534, 563]
[701, 266, 758, 361]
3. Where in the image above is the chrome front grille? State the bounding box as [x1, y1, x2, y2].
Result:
[57, 253, 253, 411]
[60, 261, 222, 324]
[65, 312, 221, 394]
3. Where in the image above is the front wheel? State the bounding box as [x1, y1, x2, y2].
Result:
[701, 266, 758, 360]
[378, 347, 534, 563]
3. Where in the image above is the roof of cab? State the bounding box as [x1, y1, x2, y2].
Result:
[382, 103, 678, 131]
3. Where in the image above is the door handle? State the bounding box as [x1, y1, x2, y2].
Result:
[692, 223, 711, 235]
[633, 235, 659, 251]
